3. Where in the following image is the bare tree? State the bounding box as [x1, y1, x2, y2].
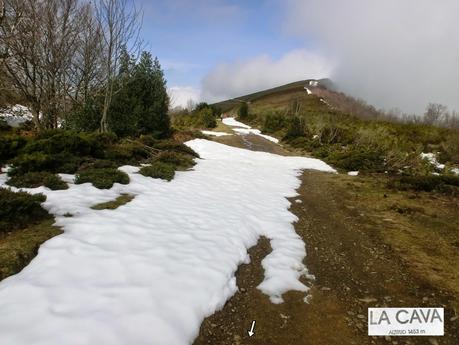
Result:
[423, 103, 447, 125]
[94, 0, 141, 132]
[0, 0, 86, 129]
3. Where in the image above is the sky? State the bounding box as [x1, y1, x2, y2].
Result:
[138, 0, 459, 114]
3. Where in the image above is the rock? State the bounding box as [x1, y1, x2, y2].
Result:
[321, 287, 331, 291]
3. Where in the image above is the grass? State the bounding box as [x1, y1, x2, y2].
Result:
[91, 194, 135, 210]
[334, 173, 459, 305]
[0, 218, 62, 281]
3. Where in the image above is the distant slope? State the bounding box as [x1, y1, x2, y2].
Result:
[213, 78, 385, 121]
[213, 79, 332, 112]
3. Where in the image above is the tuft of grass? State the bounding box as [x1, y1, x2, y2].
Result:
[0, 218, 61, 281]
[75, 168, 129, 189]
[6, 171, 68, 190]
[140, 162, 175, 181]
[91, 194, 135, 210]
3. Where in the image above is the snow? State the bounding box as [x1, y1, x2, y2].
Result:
[201, 130, 232, 137]
[420, 152, 445, 170]
[222, 117, 251, 128]
[309, 80, 319, 87]
[223, 117, 280, 143]
[452, 168, 459, 175]
[320, 98, 331, 107]
[232, 127, 279, 143]
[304, 87, 312, 95]
[348, 171, 359, 176]
[0, 139, 335, 345]
[0, 104, 33, 127]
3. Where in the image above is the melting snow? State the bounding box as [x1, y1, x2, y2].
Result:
[223, 117, 279, 143]
[0, 139, 335, 345]
[420, 152, 445, 170]
[222, 117, 251, 128]
[201, 130, 232, 137]
[0, 104, 33, 127]
[304, 87, 312, 95]
[348, 171, 359, 176]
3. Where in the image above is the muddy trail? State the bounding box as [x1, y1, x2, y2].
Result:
[194, 133, 459, 345]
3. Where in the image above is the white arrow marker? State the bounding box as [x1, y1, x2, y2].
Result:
[248, 320, 256, 337]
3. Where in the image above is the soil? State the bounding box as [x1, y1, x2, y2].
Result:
[193, 133, 459, 345]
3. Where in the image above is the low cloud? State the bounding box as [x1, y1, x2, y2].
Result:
[168, 86, 201, 109]
[201, 49, 333, 102]
[284, 0, 459, 114]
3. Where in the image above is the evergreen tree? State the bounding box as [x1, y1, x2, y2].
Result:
[107, 51, 170, 137]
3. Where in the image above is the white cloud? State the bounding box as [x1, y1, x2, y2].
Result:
[168, 86, 201, 110]
[284, 0, 459, 114]
[201, 49, 334, 102]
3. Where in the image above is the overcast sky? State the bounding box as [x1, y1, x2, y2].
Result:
[139, 0, 459, 114]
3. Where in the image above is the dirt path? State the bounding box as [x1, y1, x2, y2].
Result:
[194, 133, 459, 345]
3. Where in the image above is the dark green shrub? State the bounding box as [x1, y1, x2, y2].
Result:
[262, 113, 285, 133]
[327, 146, 385, 172]
[0, 134, 28, 164]
[0, 189, 50, 234]
[104, 140, 151, 165]
[198, 108, 216, 129]
[66, 97, 103, 132]
[75, 168, 129, 189]
[0, 119, 10, 132]
[139, 162, 175, 181]
[7, 172, 68, 190]
[23, 131, 109, 158]
[284, 116, 306, 139]
[152, 151, 195, 170]
[389, 175, 459, 194]
[152, 140, 199, 158]
[9, 152, 82, 176]
[9, 152, 54, 176]
[237, 103, 249, 120]
[78, 159, 117, 171]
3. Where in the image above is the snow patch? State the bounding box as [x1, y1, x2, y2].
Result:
[222, 117, 251, 128]
[420, 152, 445, 170]
[348, 171, 359, 176]
[0, 139, 335, 345]
[223, 117, 279, 143]
[0, 104, 33, 127]
[232, 128, 279, 143]
[304, 87, 312, 95]
[201, 130, 232, 137]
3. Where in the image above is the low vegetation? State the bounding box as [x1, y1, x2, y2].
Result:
[230, 92, 459, 193]
[75, 168, 130, 189]
[171, 103, 220, 130]
[91, 194, 135, 210]
[0, 189, 51, 235]
[0, 219, 62, 281]
[1, 130, 198, 189]
[6, 172, 68, 190]
[140, 162, 176, 181]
